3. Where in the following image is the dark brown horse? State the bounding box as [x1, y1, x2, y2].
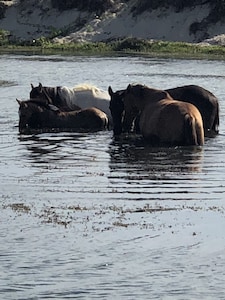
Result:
[17, 98, 108, 134]
[108, 84, 219, 136]
[114, 84, 204, 146]
[108, 87, 125, 135]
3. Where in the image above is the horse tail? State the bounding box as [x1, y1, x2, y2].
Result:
[94, 110, 109, 130]
[105, 116, 110, 130]
[184, 114, 204, 146]
[98, 113, 109, 129]
[212, 99, 219, 134]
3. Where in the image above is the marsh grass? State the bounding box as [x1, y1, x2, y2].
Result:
[1, 37, 225, 59]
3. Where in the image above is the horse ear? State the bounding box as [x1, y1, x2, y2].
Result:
[31, 83, 34, 89]
[16, 98, 22, 105]
[38, 82, 43, 92]
[16, 99, 28, 108]
[127, 84, 132, 92]
[108, 86, 113, 96]
[124, 84, 132, 96]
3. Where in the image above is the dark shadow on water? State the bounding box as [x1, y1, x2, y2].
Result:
[18, 132, 94, 163]
[0, 79, 18, 87]
[108, 135, 204, 178]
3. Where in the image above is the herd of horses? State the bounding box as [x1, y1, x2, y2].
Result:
[17, 82, 220, 146]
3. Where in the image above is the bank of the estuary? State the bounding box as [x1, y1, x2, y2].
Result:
[1, 0, 225, 46]
[1, 38, 225, 60]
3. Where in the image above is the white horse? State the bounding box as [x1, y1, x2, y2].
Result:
[30, 83, 112, 122]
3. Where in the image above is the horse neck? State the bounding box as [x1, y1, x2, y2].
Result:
[27, 105, 54, 127]
[57, 87, 75, 108]
[127, 89, 170, 112]
[43, 87, 57, 103]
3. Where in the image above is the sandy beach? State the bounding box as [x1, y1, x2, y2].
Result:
[1, 0, 225, 45]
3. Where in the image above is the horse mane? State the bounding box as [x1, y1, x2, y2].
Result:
[31, 98, 48, 105]
[73, 83, 100, 93]
[22, 98, 52, 110]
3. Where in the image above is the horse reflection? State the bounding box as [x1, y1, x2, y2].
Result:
[109, 138, 203, 176]
[18, 132, 91, 164]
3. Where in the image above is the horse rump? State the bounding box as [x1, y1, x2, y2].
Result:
[184, 114, 204, 146]
[74, 107, 109, 130]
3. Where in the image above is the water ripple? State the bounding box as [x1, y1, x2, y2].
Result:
[1, 55, 225, 300]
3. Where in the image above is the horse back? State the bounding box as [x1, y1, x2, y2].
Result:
[141, 99, 204, 145]
[68, 107, 109, 130]
[58, 86, 111, 117]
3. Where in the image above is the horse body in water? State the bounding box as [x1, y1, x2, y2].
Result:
[109, 84, 204, 146]
[165, 85, 219, 135]
[30, 83, 112, 122]
[17, 98, 108, 134]
[109, 84, 219, 136]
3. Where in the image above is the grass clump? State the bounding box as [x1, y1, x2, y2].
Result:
[0, 29, 10, 45]
[1, 37, 225, 59]
[111, 38, 225, 59]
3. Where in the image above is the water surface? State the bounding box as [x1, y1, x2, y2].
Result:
[1, 54, 225, 299]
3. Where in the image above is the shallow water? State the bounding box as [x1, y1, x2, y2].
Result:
[1, 54, 225, 299]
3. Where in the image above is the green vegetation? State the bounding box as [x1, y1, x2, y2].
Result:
[1, 1, 225, 60]
[1, 36, 225, 60]
[0, 29, 10, 45]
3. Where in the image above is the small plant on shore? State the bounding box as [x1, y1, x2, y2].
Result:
[0, 29, 10, 45]
[86, 24, 94, 33]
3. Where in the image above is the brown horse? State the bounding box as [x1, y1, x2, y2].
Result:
[165, 85, 219, 135]
[108, 84, 219, 136]
[17, 98, 108, 134]
[108, 87, 125, 136]
[122, 84, 204, 146]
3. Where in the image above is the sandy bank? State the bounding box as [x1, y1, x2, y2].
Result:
[1, 1, 225, 45]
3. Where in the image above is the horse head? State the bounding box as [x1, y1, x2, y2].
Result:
[17, 98, 49, 132]
[30, 82, 43, 98]
[121, 84, 144, 133]
[30, 83, 54, 104]
[108, 86, 125, 135]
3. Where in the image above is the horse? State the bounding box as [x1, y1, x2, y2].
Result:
[110, 84, 204, 146]
[30, 82, 112, 123]
[17, 98, 109, 134]
[165, 85, 219, 135]
[108, 84, 219, 136]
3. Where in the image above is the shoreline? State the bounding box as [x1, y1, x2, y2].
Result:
[1, 39, 225, 60]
